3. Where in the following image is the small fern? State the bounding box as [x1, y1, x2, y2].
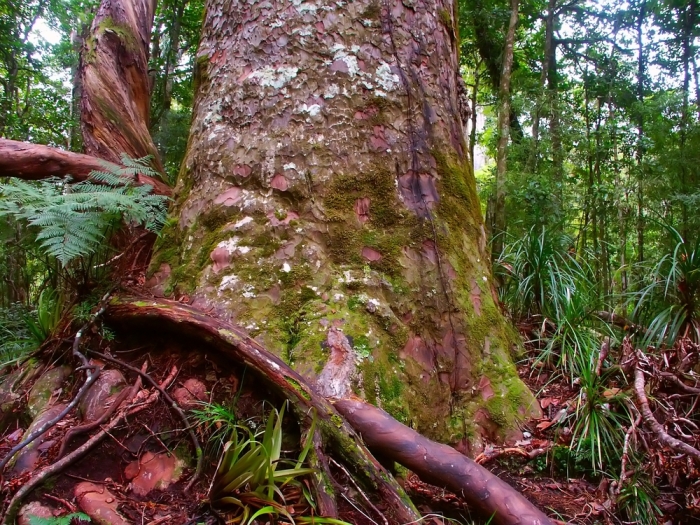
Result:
[0, 155, 168, 267]
[28, 513, 91, 525]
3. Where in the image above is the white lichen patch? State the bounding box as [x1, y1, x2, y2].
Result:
[299, 103, 322, 117]
[282, 262, 291, 272]
[331, 44, 360, 77]
[249, 66, 299, 89]
[296, 2, 318, 13]
[217, 237, 251, 256]
[323, 84, 340, 99]
[242, 284, 256, 298]
[233, 216, 254, 229]
[219, 274, 239, 292]
[375, 63, 400, 92]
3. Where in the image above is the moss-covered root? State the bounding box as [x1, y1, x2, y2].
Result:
[106, 295, 421, 524]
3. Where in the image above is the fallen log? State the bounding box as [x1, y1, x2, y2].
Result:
[105, 295, 555, 525]
[0, 138, 171, 196]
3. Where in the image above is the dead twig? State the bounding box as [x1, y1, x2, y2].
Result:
[57, 384, 132, 458]
[0, 291, 114, 471]
[2, 366, 147, 525]
[87, 351, 203, 491]
[634, 352, 700, 463]
[615, 414, 641, 496]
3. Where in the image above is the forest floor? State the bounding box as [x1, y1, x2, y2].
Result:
[2, 321, 699, 525]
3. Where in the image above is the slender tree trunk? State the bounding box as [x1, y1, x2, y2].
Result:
[635, 0, 646, 270]
[527, 0, 555, 174]
[491, 0, 519, 259]
[468, 61, 482, 172]
[79, 0, 164, 170]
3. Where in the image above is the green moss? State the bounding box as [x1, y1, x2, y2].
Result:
[287, 377, 312, 401]
[98, 16, 138, 52]
[438, 8, 453, 28]
[331, 414, 344, 428]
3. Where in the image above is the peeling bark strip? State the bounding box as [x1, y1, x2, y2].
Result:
[334, 399, 555, 525]
[79, 0, 163, 170]
[0, 139, 171, 195]
[105, 296, 554, 525]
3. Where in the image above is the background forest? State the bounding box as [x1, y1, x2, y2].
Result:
[1, 0, 699, 522]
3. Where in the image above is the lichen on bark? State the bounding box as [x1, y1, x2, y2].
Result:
[150, 0, 539, 449]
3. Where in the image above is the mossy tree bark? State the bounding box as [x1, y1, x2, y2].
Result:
[152, 0, 540, 448]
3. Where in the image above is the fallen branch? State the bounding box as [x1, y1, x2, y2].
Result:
[0, 138, 171, 196]
[634, 354, 700, 463]
[596, 311, 647, 335]
[1, 365, 146, 525]
[334, 398, 555, 525]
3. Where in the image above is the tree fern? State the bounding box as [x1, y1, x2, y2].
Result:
[0, 155, 168, 267]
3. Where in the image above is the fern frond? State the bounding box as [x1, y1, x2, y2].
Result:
[0, 155, 169, 267]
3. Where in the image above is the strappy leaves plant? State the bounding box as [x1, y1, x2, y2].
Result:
[630, 225, 700, 348]
[0, 155, 168, 267]
[208, 403, 346, 525]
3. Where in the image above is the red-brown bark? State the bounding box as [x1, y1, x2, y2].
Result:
[79, 0, 163, 170]
[0, 138, 171, 195]
[334, 398, 555, 525]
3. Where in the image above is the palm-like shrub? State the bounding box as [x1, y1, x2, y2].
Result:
[630, 226, 700, 348]
[496, 226, 611, 378]
[208, 403, 340, 525]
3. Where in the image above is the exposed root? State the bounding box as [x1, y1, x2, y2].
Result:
[106, 296, 422, 524]
[1, 365, 146, 525]
[87, 351, 203, 492]
[660, 371, 700, 394]
[634, 351, 700, 463]
[0, 295, 114, 471]
[106, 295, 555, 525]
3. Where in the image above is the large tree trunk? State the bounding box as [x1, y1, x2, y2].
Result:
[0, 0, 553, 520]
[151, 0, 540, 446]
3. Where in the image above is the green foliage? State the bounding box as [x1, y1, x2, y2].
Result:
[23, 288, 63, 343]
[496, 226, 612, 377]
[566, 351, 629, 473]
[0, 155, 168, 267]
[208, 402, 324, 525]
[0, 288, 64, 366]
[28, 512, 91, 525]
[191, 401, 239, 456]
[631, 225, 700, 348]
[616, 472, 662, 525]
